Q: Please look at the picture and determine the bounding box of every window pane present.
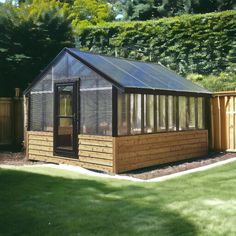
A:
[189,97,196,129]
[80,87,112,136]
[144,95,154,133]
[158,95,166,131]
[168,96,177,131]
[198,97,205,129]
[118,92,129,135]
[57,117,73,150]
[58,86,73,116]
[130,94,141,134]
[179,96,187,130]
[30,93,53,131]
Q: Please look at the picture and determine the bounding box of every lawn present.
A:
[0,162,236,236]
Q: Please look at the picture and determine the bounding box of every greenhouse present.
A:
[24,48,211,173]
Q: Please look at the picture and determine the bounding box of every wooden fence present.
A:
[0,97,23,147]
[211,91,236,152]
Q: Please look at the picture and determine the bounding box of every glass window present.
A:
[30,93,53,131]
[179,96,187,130]
[57,118,73,150]
[144,95,154,133]
[188,97,196,129]
[80,77,112,136]
[130,94,142,134]
[168,96,177,131]
[198,97,205,129]
[118,92,129,136]
[157,95,166,131]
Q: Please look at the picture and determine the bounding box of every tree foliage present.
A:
[113,0,236,21]
[69,0,114,31]
[0,1,74,96]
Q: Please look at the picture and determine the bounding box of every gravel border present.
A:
[121,152,236,180]
[0,151,235,180]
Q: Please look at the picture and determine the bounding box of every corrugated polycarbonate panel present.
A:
[69,49,150,89]
[68,48,210,94]
[80,88,112,136]
[31,69,52,92]
[30,93,53,131]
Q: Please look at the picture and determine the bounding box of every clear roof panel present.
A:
[68,48,210,94]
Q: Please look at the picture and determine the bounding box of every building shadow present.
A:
[0,168,197,236]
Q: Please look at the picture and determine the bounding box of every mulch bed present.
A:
[0,151,235,180]
[122,152,236,180]
[0,152,35,166]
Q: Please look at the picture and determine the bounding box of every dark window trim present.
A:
[186,96,190,129]
[124,88,211,97]
[154,95,157,133]
[195,97,198,129]
[27,95,31,131]
[165,95,169,131]
[176,96,179,131]
[112,86,118,137]
[141,94,144,133]
[127,94,131,135]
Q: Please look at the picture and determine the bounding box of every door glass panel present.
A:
[54,83,76,155]
[57,117,73,150]
[59,86,73,116]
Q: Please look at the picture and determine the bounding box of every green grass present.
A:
[0,162,236,236]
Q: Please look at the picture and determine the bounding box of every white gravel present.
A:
[1,157,236,182]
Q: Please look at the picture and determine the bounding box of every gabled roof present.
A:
[25,48,211,96]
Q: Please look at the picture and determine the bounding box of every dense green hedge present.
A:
[77,10,236,77]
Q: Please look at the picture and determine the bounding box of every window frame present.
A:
[115,91,207,137]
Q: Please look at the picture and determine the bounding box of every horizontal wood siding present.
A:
[78,135,113,169]
[27,131,113,173]
[114,130,208,173]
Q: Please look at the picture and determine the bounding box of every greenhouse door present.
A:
[54,82,78,158]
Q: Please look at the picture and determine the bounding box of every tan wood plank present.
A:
[28,135,53,142]
[29,150,53,157]
[79,156,112,166]
[79,144,112,154]
[28,155,112,172]
[29,144,53,152]
[79,150,113,160]
[118,145,208,161]
[118,151,207,172]
[118,137,207,153]
[116,132,208,146]
[28,131,53,136]
[79,135,112,141]
[79,139,112,147]
[28,139,53,146]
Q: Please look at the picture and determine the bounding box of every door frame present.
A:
[53,81,79,158]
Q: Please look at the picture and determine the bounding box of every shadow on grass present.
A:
[0,168,197,236]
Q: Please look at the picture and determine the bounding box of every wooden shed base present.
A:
[27,132,113,173]
[27,130,208,174]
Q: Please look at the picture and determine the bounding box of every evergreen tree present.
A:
[0,1,74,96]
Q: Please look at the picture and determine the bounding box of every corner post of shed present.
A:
[112,86,118,173]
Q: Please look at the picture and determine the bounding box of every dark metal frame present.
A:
[26,48,211,142]
[53,81,78,158]
[112,86,118,137]
[27,95,31,131]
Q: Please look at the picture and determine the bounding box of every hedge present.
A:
[77,10,236,77]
